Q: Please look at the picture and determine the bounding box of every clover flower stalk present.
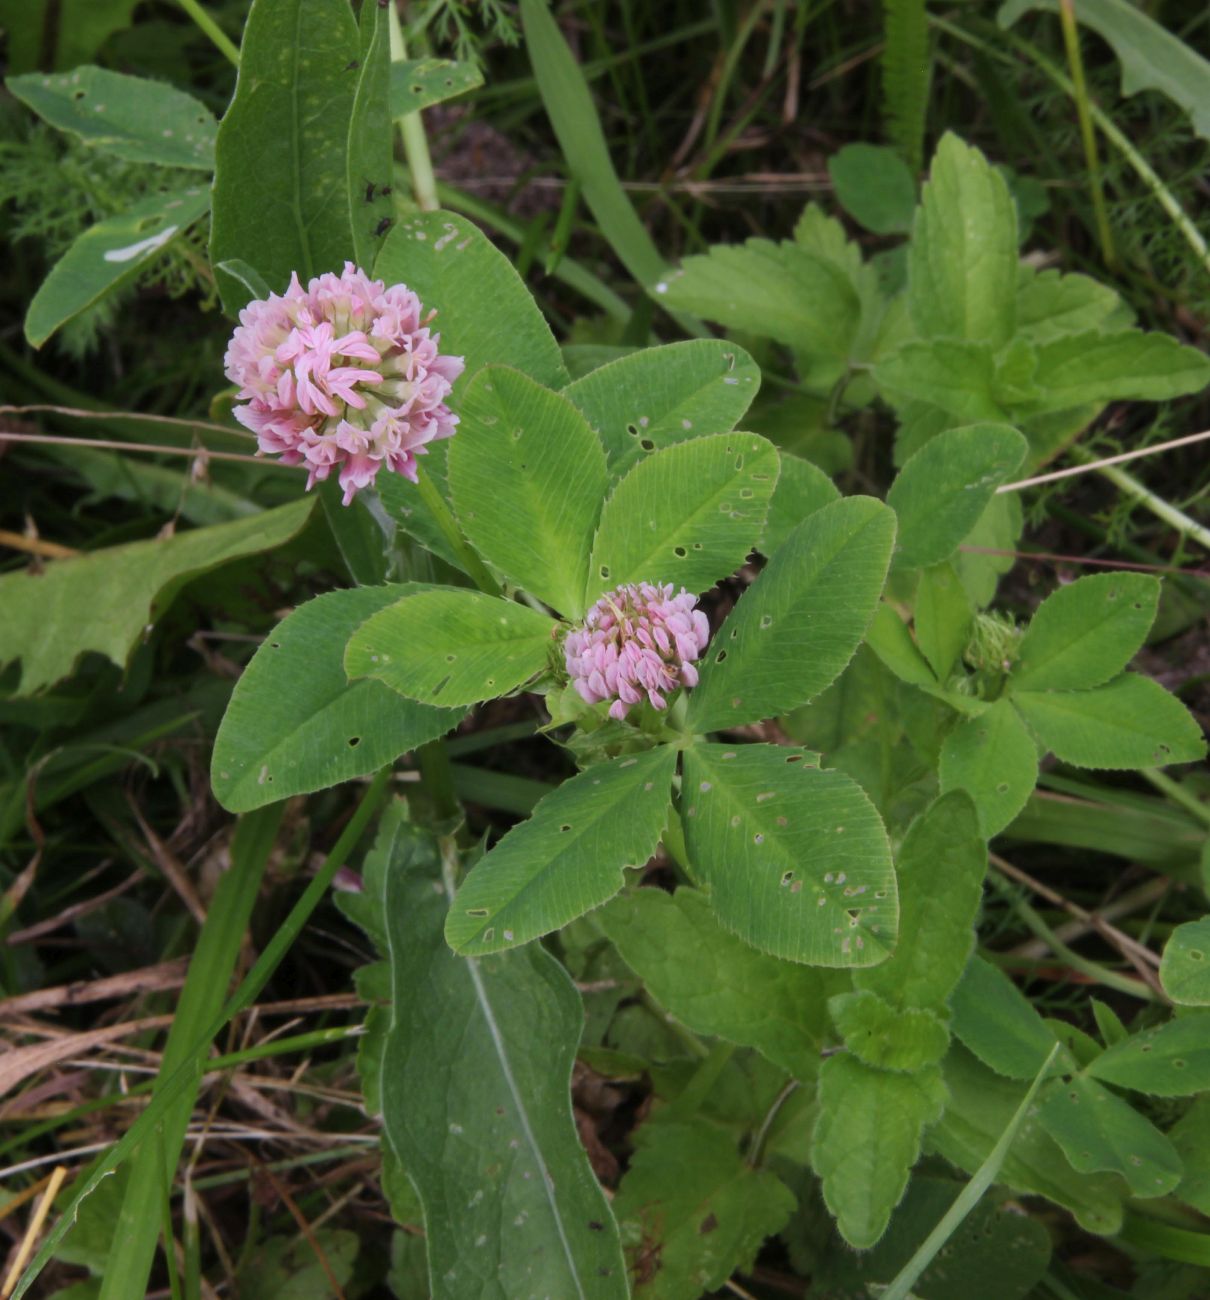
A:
[224,262,464,504]
[565,582,711,721]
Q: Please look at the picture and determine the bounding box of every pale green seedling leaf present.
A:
[1021,330,1210,412]
[212,587,463,812]
[210,0,361,312]
[587,433,779,603]
[999,0,1210,143]
[927,1046,1125,1236]
[0,499,313,696]
[915,562,973,681]
[446,747,676,955]
[1012,673,1206,770]
[25,187,209,348]
[950,956,1060,1080]
[886,423,1026,571]
[829,989,950,1071]
[687,496,896,732]
[448,366,606,615]
[940,698,1040,837]
[875,341,1005,422]
[7,66,217,168]
[597,887,830,1081]
[381,830,628,1297]
[1089,1013,1210,1096]
[563,340,760,477]
[1015,265,1129,344]
[375,211,567,390]
[346,0,392,271]
[760,453,839,557]
[1036,1075,1182,1198]
[856,791,986,1009]
[681,744,897,967]
[613,1118,795,1299]
[1160,919,1210,1006]
[345,587,557,707]
[1011,572,1160,691]
[811,1054,948,1249]
[388,57,483,117]
[828,143,917,234]
[909,133,1018,348]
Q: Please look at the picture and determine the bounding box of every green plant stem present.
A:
[417,738,460,822]
[1084,456,1210,552]
[175,0,240,66]
[412,461,501,595]
[1056,0,1116,269]
[388,6,439,211]
[1140,769,1210,827]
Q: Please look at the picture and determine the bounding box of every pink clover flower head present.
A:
[224,262,465,504]
[564,582,710,722]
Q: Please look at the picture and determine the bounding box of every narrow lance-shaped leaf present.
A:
[212,587,463,813]
[345,587,557,708]
[448,366,607,616]
[1020,330,1210,411]
[687,496,896,732]
[914,561,973,681]
[587,433,779,605]
[949,956,1066,1081]
[25,187,209,349]
[563,340,760,477]
[380,829,628,1298]
[681,744,897,967]
[1088,1013,1210,1096]
[446,746,677,955]
[346,0,393,270]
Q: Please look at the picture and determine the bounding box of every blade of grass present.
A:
[12,767,392,1300]
[95,803,284,1300]
[882,1043,1061,1300]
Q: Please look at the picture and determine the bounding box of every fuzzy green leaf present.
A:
[613,1118,795,1299]
[587,433,779,603]
[939,698,1039,837]
[1011,572,1160,692]
[7,66,217,168]
[1014,266,1130,344]
[875,341,1005,422]
[687,496,896,732]
[1022,330,1210,412]
[886,423,1026,571]
[1012,673,1206,770]
[908,133,1018,348]
[380,830,628,1297]
[1036,1075,1182,1198]
[829,989,950,1072]
[448,366,607,616]
[212,587,462,812]
[1088,1013,1210,1096]
[949,956,1059,1080]
[563,341,760,477]
[345,587,557,707]
[0,499,313,696]
[855,791,986,1009]
[446,747,676,955]
[1160,919,1210,1007]
[210,0,361,311]
[597,887,830,1081]
[811,1054,948,1249]
[681,744,897,967]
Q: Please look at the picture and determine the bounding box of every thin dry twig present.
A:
[0,1165,66,1299]
[997,428,1210,494]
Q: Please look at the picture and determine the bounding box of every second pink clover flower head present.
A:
[223,262,464,505]
[564,582,710,721]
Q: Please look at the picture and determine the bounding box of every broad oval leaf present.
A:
[1089,1013,1210,1096]
[1011,572,1160,692]
[25,187,210,348]
[597,887,831,1081]
[1036,1075,1182,1198]
[1160,918,1210,1007]
[1012,673,1206,770]
[7,66,217,169]
[587,433,779,604]
[210,0,361,312]
[828,143,917,235]
[445,746,676,955]
[686,495,896,732]
[681,743,897,967]
[562,340,760,476]
[811,1054,947,1249]
[381,830,628,1298]
[761,453,840,558]
[886,423,1026,571]
[448,366,607,615]
[212,586,463,812]
[939,698,1040,837]
[345,587,557,707]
